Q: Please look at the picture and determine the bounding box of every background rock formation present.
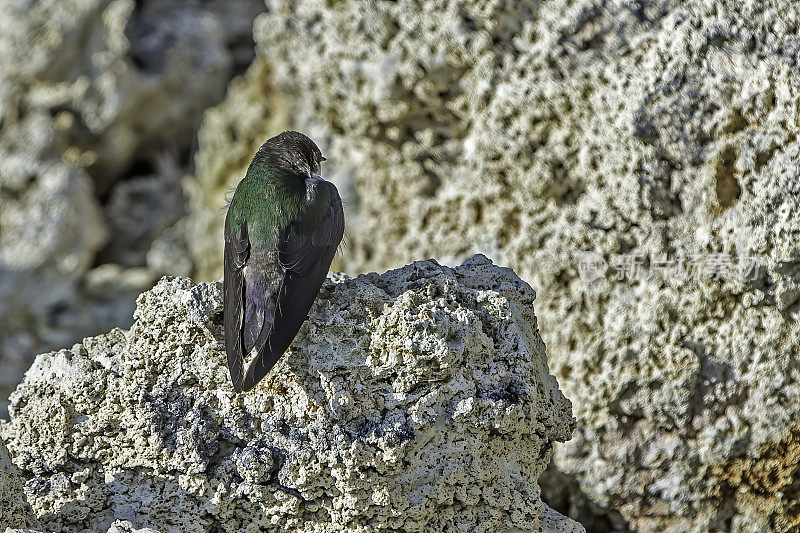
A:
[4,0,800,530]
[1,256,582,532]
[181,0,800,530]
[0,0,265,416]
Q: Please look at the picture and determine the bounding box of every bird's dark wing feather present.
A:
[223,210,250,392]
[239,181,344,391]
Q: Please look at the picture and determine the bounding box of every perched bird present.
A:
[223,131,344,392]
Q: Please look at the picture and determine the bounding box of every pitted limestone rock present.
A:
[0,0,265,417]
[1,438,38,530]
[180,1,800,529]
[1,255,582,532]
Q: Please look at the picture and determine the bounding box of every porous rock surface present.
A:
[0,0,264,416]
[181,1,800,530]
[0,255,582,532]
[1,438,39,530]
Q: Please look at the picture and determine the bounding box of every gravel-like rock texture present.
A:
[181,0,800,529]
[0,0,265,416]
[1,438,39,530]
[1,255,582,532]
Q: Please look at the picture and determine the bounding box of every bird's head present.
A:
[257,130,326,181]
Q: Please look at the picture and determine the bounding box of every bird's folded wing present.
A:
[239,182,345,391]
[223,214,250,392]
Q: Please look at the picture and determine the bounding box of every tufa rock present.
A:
[180,0,800,528]
[1,437,39,530]
[0,0,265,417]
[1,255,582,532]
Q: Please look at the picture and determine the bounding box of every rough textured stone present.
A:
[0,0,265,417]
[1,255,582,532]
[102,160,185,268]
[0,0,261,189]
[1,438,39,530]
[0,159,108,417]
[180,0,800,529]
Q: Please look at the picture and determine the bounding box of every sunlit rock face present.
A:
[181,1,800,529]
[1,256,582,532]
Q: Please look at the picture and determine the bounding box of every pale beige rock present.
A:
[1,255,582,532]
[180,0,800,529]
[0,0,265,417]
[1,438,38,530]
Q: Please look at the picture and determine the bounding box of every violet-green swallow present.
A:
[224,131,344,392]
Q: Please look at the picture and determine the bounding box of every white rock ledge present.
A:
[1,255,582,532]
